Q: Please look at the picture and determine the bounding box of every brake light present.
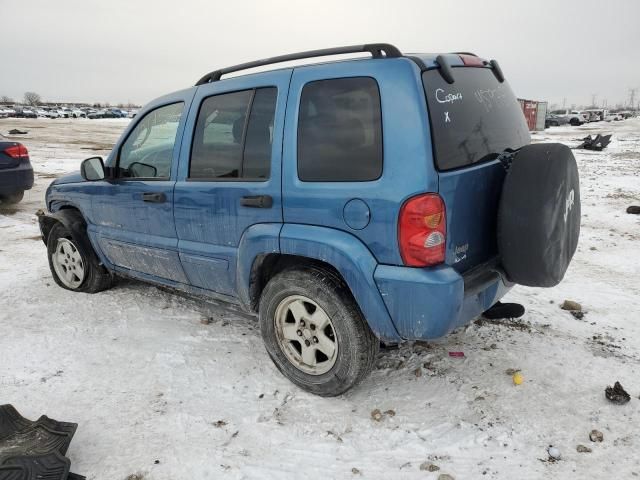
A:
[459,54,485,67]
[3,144,29,159]
[398,193,446,267]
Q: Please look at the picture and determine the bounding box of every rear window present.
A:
[422,68,530,171]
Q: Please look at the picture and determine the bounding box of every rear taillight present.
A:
[398,193,446,267]
[4,144,29,160]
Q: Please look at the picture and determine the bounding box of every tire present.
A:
[0,191,24,204]
[498,143,580,287]
[570,118,580,126]
[259,267,379,397]
[47,222,113,293]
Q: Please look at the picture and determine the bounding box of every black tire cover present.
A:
[498,143,580,287]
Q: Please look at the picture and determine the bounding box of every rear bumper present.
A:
[374,260,511,340]
[0,164,34,194]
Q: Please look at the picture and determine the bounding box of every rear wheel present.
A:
[259,267,378,396]
[0,191,24,204]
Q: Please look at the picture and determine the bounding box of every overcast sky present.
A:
[1,0,638,108]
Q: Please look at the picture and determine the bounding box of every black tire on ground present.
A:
[570,118,580,126]
[259,267,379,397]
[0,191,24,204]
[47,222,113,293]
[498,143,580,287]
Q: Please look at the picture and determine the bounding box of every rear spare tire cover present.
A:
[498,143,580,287]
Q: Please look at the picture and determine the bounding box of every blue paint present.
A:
[42,52,517,343]
[343,198,371,230]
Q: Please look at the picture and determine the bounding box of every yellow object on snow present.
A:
[513,372,524,385]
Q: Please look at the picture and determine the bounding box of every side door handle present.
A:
[142,192,166,203]
[240,195,273,208]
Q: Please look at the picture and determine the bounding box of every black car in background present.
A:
[0,142,34,204]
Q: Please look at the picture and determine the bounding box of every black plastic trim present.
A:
[195,43,402,85]
[489,59,505,83]
[435,55,455,84]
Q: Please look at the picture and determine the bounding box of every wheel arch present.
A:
[239,224,402,342]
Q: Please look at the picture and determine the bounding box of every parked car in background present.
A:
[0,106,16,118]
[71,108,86,118]
[545,114,570,127]
[548,109,588,126]
[584,109,606,122]
[87,110,105,119]
[0,141,34,204]
[14,107,37,118]
[39,44,581,396]
[36,109,49,118]
[605,112,623,121]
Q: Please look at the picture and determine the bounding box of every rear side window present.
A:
[423,68,530,171]
[190,87,277,180]
[298,77,382,182]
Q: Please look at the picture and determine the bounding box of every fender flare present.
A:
[37,208,104,271]
[278,224,401,342]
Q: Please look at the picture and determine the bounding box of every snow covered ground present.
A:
[1,117,639,480]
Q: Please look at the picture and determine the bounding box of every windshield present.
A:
[422,68,530,171]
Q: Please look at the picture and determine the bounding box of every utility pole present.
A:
[629,88,637,109]
[591,93,597,107]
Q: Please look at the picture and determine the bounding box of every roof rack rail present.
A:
[195,43,402,86]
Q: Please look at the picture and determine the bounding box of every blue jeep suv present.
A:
[39,44,580,396]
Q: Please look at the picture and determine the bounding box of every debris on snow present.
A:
[570,310,585,320]
[420,462,440,472]
[448,351,465,358]
[576,444,592,453]
[437,474,455,480]
[481,301,525,319]
[627,206,640,214]
[590,430,604,442]
[547,446,562,461]
[351,467,362,475]
[512,372,524,385]
[605,381,631,404]
[575,134,612,151]
[560,300,582,311]
[371,409,383,421]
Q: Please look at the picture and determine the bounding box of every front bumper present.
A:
[374,260,511,340]
[0,164,34,194]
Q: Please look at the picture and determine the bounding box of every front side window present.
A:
[190,87,277,180]
[297,77,383,182]
[118,102,184,179]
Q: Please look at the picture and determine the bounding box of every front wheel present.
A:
[259,267,379,396]
[570,118,580,126]
[47,222,112,293]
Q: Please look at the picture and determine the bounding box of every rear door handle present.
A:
[142,192,166,203]
[240,195,273,208]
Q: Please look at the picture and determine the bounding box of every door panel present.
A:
[90,93,194,282]
[174,70,291,296]
[281,60,436,266]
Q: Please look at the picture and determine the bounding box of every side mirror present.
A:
[80,156,105,181]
